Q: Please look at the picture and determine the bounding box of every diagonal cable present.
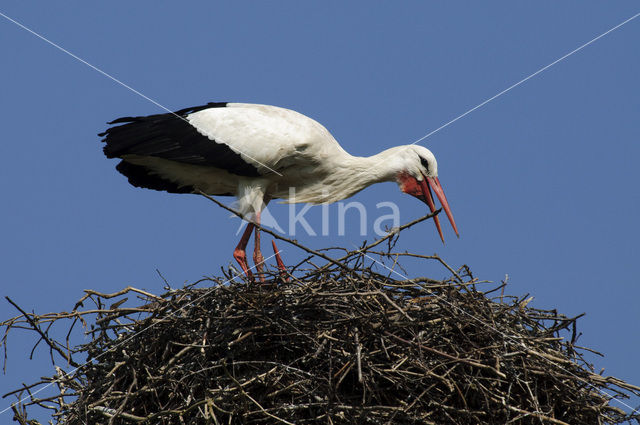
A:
[0,11,283,177]
[409,11,640,146]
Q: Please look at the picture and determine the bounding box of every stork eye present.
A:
[420,157,430,173]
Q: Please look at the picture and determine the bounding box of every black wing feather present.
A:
[115,161,194,194]
[101,102,261,178]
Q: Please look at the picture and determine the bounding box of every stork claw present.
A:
[271,240,289,282]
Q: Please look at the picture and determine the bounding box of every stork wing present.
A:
[102,102,339,178]
[101,102,263,177]
[186,103,341,175]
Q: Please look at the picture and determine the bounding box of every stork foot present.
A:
[233,248,253,280]
[272,240,290,282]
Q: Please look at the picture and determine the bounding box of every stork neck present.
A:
[338,151,399,182]
[316,148,403,201]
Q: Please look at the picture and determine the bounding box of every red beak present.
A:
[418,175,459,243]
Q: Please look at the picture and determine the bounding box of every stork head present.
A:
[395,146,459,243]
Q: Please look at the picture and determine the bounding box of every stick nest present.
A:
[3,229,640,424]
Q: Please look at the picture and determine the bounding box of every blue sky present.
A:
[1,2,639,419]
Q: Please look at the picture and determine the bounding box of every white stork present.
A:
[101,102,459,279]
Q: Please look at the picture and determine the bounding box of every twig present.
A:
[5,297,78,367]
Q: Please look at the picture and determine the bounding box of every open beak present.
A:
[418,175,459,243]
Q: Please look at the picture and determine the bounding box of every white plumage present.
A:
[102,102,458,280]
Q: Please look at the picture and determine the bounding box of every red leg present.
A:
[233,222,255,279]
[253,211,266,283]
[271,240,289,282]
